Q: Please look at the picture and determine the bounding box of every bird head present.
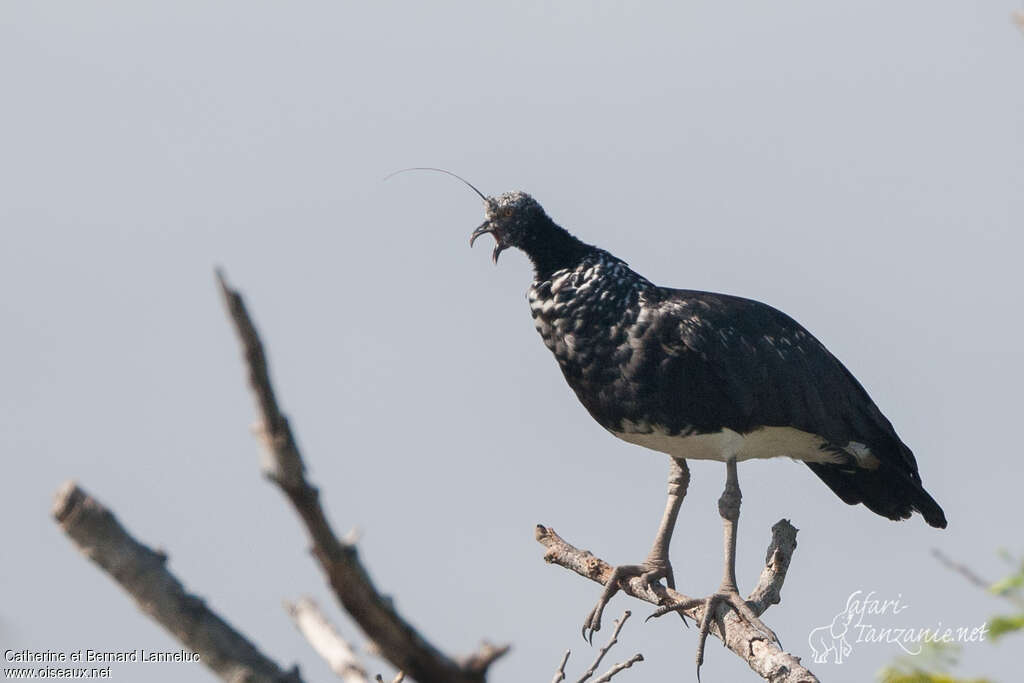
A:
[384,167,579,273]
[470,191,547,264]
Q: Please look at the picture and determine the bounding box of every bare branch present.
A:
[577,611,631,683]
[933,548,1024,609]
[550,611,641,683]
[592,653,643,683]
[551,650,571,683]
[747,520,801,614]
[285,597,369,682]
[53,481,301,683]
[932,548,991,593]
[217,270,507,683]
[457,643,512,674]
[536,521,818,683]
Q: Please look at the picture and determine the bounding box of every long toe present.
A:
[581,562,672,643]
[651,589,779,680]
[694,595,717,678]
[645,594,704,622]
[581,580,619,643]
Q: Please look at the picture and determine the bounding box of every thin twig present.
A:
[536,521,818,683]
[592,653,643,683]
[932,548,991,592]
[551,650,571,683]
[577,611,631,683]
[933,548,1024,609]
[53,481,301,683]
[285,597,369,682]
[217,270,507,683]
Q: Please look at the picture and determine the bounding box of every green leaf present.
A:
[879,669,992,683]
[878,642,993,683]
[987,614,1024,640]
[988,572,1024,597]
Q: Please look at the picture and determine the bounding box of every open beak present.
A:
[470,221,507,264]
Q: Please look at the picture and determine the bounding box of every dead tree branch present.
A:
[591,654,643,683]
[933,548,1024,610]
[577,611,637,683]
[931,548,992,594]
[536,521,818,683]
[548,611,643,683]
[217,270,507,683]
[285,597,369,682]
[53,481,301,683]
[551,650,571,683]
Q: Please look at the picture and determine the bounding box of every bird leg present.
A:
[581,457,689,643]
[650,457,780,676]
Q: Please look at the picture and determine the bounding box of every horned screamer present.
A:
[406,170,946,670]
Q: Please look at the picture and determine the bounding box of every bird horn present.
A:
[384,167,488,202]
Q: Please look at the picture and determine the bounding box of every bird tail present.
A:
[806,460,947,529]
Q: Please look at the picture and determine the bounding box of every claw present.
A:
[581,570,623,642]
[580,561,674,644]
[582,608,600,644]
[690,588,780,679]
[582,611,594,643]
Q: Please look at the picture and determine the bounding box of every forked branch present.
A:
[550,610,643,683]
[536,521,818,683]
[217,270,507,683]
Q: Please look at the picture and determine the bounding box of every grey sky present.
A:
[2,2,1022,681]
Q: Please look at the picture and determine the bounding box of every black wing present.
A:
[633,288,946,528]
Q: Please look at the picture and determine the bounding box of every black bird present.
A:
[454,177,946,662]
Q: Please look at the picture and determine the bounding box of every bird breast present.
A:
[528,259,644,373]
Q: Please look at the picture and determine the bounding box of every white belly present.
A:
[612,425,876,467]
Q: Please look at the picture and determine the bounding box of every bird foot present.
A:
[648,585,779,679]
[581,558,674,644]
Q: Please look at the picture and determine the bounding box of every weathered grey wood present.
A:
[536,521,819,683]
[217,270,507,683]
[53,481,301,683]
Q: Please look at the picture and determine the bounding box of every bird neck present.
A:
[520,218,592,280]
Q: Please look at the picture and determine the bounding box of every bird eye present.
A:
[503,208,513,217]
